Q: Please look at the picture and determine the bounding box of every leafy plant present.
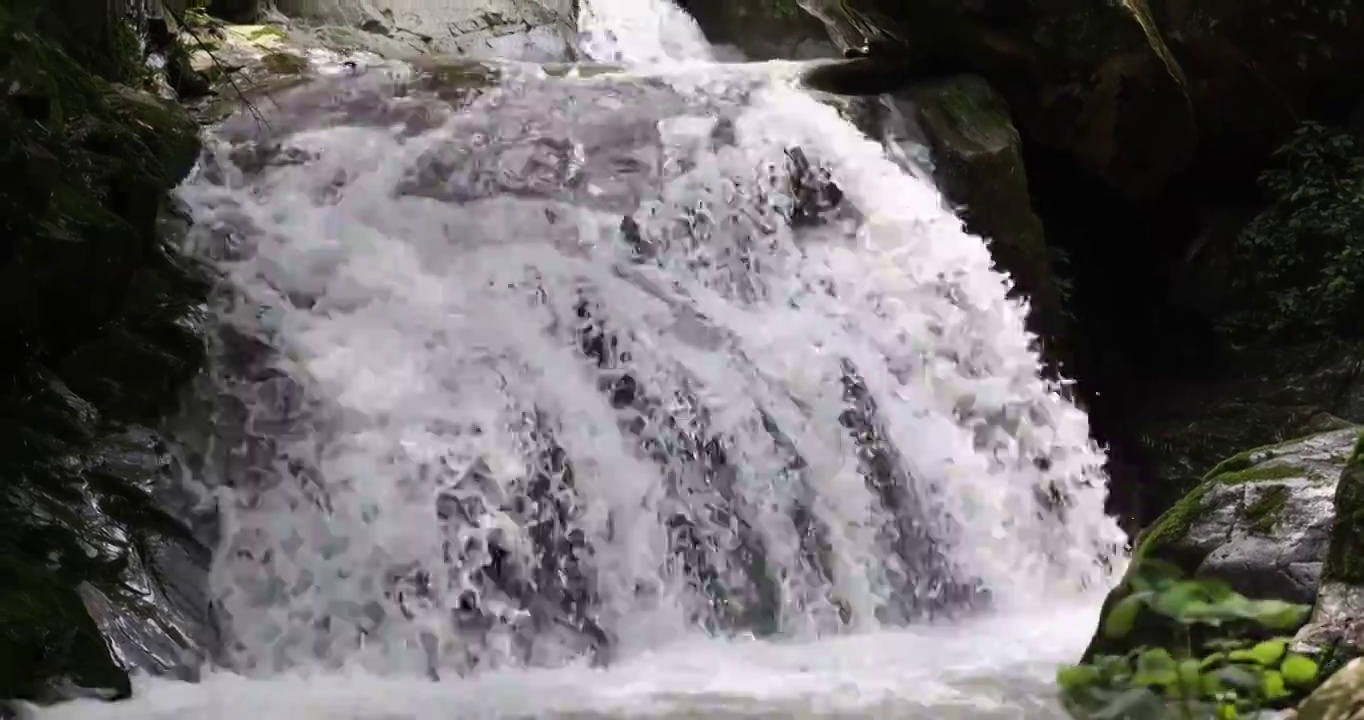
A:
[1058,561,1320,719]
[1222,122,1364,343]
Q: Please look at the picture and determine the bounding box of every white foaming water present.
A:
[33,600,1105,718]
[577,0,713,66]
[30,1,1127,718]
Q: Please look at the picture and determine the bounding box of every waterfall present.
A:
[30,0,1126,717]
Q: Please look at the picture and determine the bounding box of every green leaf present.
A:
[1245,599,1309,630]
[1094,687,1164,720]
[1199,651,1229,669]
[1096,654,1134,680]
[1261,669,1289,699]
[1228,639,1286,667]
[1175,599,1225,625]
[1057,664,1100,690]
[1130,558,1186,590]
[1151,581,1204,620]
[1103,592,1149,639]
[1201,670,1225,697]
[1202,638,1246,652]
[1133,648,1179,687]
[1177,658,1202,688]
[1212,664,1261,692]
[1280,654,1319,686]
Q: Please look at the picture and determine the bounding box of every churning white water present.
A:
[30,0,1128,717]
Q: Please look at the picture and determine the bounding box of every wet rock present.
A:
[680,0,839,60]
[272,0,578,61]
[0,561,130,703]
[0,2,212,703]
[1150,429,1355,596]
[1082,427,1359,660]
[1297,431,1364,667]
[261,51,308,75]
[816,0,1198,200]
[896,74,1064,352]
[799,56,919,97]
[1295,657,1364,720]
[1295,582,1364,675]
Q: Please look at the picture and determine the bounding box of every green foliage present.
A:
[182,6,215,29]
[1223,122,1364,342]
[1059,561,1319,719]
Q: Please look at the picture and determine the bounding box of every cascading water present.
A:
[29,0,1128,717]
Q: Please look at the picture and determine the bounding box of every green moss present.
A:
[1350,429,1364,464]
[1243,485,1291,534]
[1201,429,1338,482]
[1214,464,1302,485]
[1137,446,1307,558]
[1323,432,1364,585]
[1202,448,1260,479]
[1134,481,1212,562]
[261,51,307,75]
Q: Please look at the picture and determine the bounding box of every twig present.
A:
[159,2,274,134]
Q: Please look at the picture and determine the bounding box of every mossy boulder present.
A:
[898,74,1065,350]
[829,0,1197,200]
[0,2,211,705]
[1083,428,1360,661]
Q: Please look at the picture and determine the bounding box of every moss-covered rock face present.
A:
[899,74,1065,350]
[0,2,210,705]
[1294,432,1364,666]
[1083,427,1359,660]
[831,0,1197,200]
[1141,429,1355,595]
[1324,432,1364,588]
